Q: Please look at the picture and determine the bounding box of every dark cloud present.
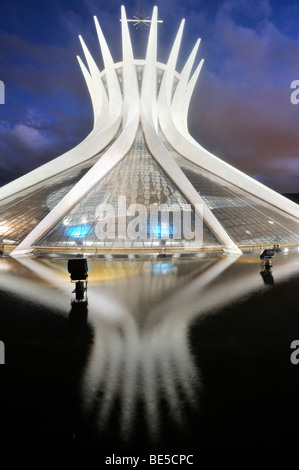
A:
[0,109,92,185]
[0,24,93,185]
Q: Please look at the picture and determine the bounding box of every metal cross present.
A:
[120,6,163,30]
[120,6,163,56]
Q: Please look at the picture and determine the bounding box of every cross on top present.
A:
[120,6,163,30]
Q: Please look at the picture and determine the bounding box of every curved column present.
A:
[77,55,99,123]
[142,9,241,254]
[165,113,299,219]
[141,6,158,131]
[164,19,185,107]
[11,9,140,256]
[171,38,201,126]
[121,5,139,125]
[79,35,109,129]
[11,109,139,256]
[177,59,204,140]
[159,40,299,220]
[0,20,124,204]
[94,16,123,126]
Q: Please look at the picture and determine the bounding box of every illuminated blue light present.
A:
[149,222,173,238]
[152,262,173,274]
[64,224,92,238]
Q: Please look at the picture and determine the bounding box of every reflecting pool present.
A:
[0,247,299,450]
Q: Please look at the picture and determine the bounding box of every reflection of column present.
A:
[82,314,140,437]
[9,251,299,443]
[0,257,70,314]
[144,255,238,329]
[81,254,239,440]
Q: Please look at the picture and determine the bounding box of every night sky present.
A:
[0,0,299,193]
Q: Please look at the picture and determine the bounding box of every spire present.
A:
[121,5,139,124]
[141,6,158,130]
[78,35,108,128]
[163,19,185,106]
[171,38,201,121]
[94,16,122,111]
[176,59,204,138]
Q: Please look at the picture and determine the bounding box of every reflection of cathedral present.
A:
[0,6,299,256]
[80,257,215,438]
[0,253,234,439]
[1,247,299,443]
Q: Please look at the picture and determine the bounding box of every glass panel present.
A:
[0,141,113,246]
[163,138,299,246]
[36,127,220,249]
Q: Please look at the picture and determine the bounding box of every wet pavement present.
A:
[0,247,299,451]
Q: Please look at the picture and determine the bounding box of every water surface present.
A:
[0,248,298,451]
